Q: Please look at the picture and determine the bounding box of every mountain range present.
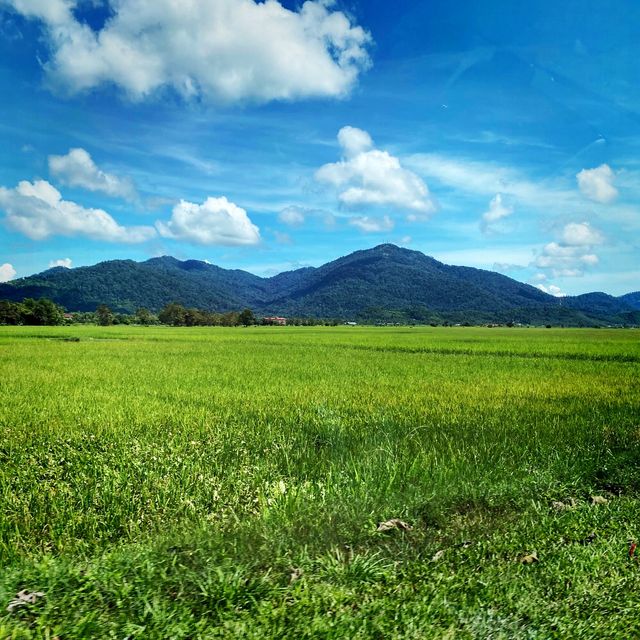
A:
[1,244,638,325]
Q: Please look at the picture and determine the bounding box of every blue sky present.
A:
[0,0,638,296]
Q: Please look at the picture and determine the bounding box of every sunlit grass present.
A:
[0,326,639,638]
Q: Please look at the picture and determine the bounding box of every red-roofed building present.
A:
[263,316,287,326]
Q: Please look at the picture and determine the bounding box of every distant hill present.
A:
[1,244,638,326]
[263,244,550,319]
[619,291,640,310]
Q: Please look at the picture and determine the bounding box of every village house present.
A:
[263,316,287,326]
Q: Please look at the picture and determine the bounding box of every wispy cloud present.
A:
[278,206,305,227]
[432,245,536,268]
[407,153,640,235]
[407,153,575,210]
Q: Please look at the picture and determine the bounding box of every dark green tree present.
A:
[96,304,114,326]
[220,311,240,327]
[0,300,23,325]
[159,302,187,326]
[184,308,205,326]
[21,298,65,325]
[238,308,255,326]
[135,307,153,325]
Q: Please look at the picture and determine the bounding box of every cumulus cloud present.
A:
[278,206,305,227]
[0,262,17,282]
[534,222,604,277]
[49,148,137,200]
[480,193,513,233]
[316,126,436,215]
[577,164,618,203]
[156,196,260,246]
[348,215,394,233]
[338,125,373,157]
[0,180,155,242]
[560,221,604,246]
[6,0,371,103]
[49,257,72,268]
[535,283,565,297]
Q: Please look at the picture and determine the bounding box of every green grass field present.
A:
[1,325,639,638]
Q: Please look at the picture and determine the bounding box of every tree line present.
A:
[0,298,337,327]
[0,298,66,326]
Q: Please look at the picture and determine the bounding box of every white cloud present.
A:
[7,0,371,103]
[482,194,512,224]
[348,215,394,233]
[408,154,528,197]
[156,196,260,246]
[338,125,373,157]
[5,0,72,24]
[278,205,337,228]
[560,221,604,246]
[316,126,437,214]
[405,155,639,235]
[480,193,513,233]
[0,263,17,282]
[529,272,548,283]
[538,242,581,259]
[49,148,137,200]
[49,258,72,268]
[533,222,604,277]
[278,206,305,227]
[577,164,618,203]
[0,180,156,242]
[535,283,565,297]
[580,253,599,266]
[406,153,578,212]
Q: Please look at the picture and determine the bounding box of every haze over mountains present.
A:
[1,245,638,326]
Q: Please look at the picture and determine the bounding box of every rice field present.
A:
[1,325,639,638]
